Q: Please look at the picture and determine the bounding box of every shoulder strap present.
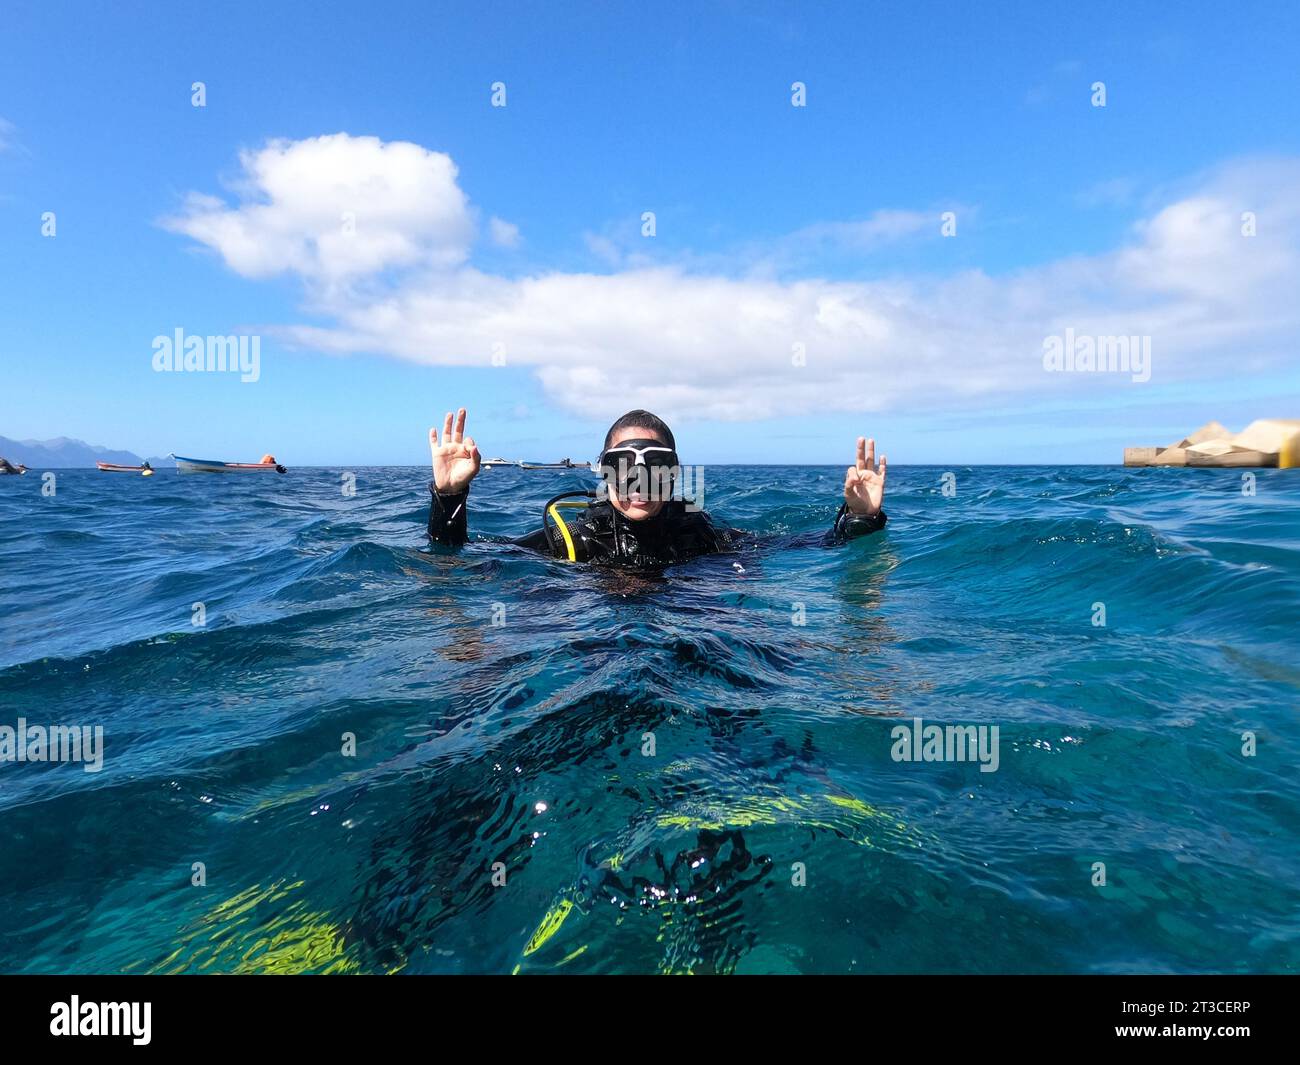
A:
[542,491,597,562]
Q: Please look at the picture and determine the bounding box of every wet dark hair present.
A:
[602,410,676,453]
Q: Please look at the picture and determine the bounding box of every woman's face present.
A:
[606,426,669,521]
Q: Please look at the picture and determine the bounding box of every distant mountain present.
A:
[0,435,176,468]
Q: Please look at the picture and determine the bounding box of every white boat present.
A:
[171,454,286,474]
[96,461,153,474]
[519,459,592,470]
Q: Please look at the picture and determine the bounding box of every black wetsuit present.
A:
[427,483,886,566]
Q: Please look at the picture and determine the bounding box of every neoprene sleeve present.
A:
[830,503,887,543]
[428,483,469,546]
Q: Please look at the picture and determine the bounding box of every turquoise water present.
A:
[0,465,1297,974]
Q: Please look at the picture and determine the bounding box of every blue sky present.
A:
[2,0,1299,464]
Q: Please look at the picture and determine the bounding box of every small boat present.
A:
[171,454,287,474]
[519,458,591,470]
[97,462,153,475]
[482,457,592,471]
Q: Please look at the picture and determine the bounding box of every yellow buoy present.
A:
[1279,432,1300,469]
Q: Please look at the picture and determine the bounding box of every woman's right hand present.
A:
[430,408,481,493]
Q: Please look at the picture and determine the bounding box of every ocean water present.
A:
[0,464,1297,975]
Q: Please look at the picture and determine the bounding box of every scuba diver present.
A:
[0,457,28,475]
[427,408,887,564]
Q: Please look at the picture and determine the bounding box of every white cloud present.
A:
[785,210,933,250]
[583,231,624,266]
[167,137,1300,422]
[1026,59,1089,107]
[161,133,473,283]
[488,216,521,248]
[1076,176,1140,208]
[0,117,24,156]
